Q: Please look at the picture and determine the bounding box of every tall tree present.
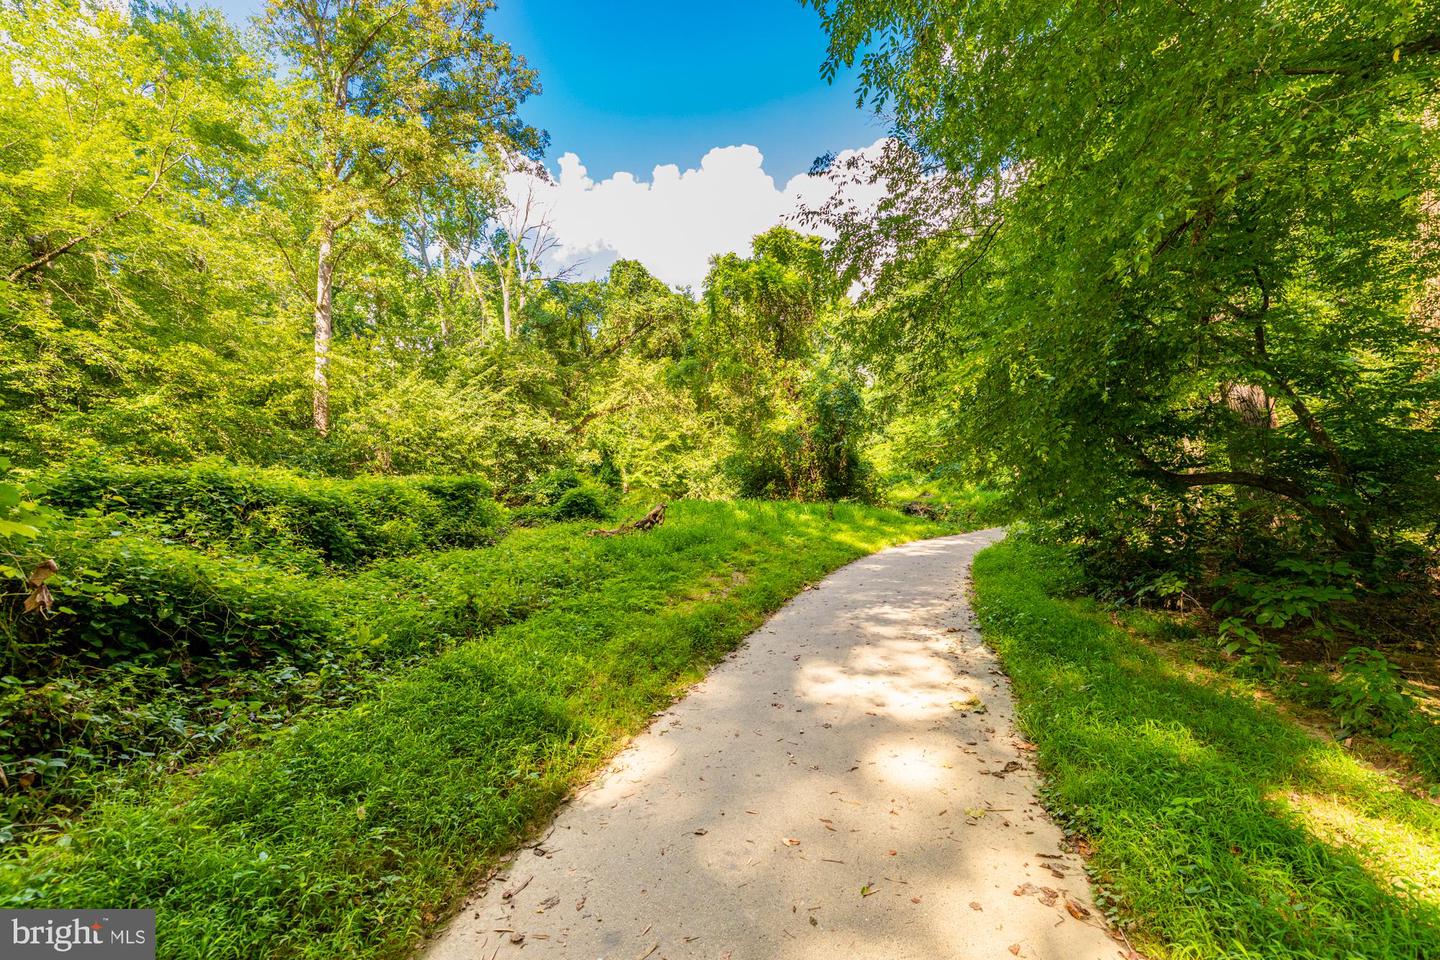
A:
[805,0,1440,559]
[263,0,542,434]
[0,0,299,465]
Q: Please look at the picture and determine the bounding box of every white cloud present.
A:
[505,140,890,291]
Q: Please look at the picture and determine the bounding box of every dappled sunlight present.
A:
[975,540,1440,958]
[429,531,1118,960]
[1277,789,1440,906]
[862,742,959,790]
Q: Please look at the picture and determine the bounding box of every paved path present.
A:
[426,530,1121,960]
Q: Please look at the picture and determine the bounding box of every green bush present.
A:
[519,467,582,507]
[1331,648,1417,739]
[40,461,506,569]
[9,530,337,678]
[551,486,607,521]
[509,470,612,525]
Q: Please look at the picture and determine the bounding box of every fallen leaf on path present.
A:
[968,901,982,911]
[537,895,559,911]
[501,876,532,900]
[1008,945,1021,956]
[1065,899,1092,921]
[860,884,877,897]
[783,838,801,846]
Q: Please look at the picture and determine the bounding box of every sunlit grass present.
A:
[971,539,1440,959]
[0,499,939,959]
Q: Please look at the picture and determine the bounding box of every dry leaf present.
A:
[1064,899,1092,921]
[782,837,801,846]
[1008,945,1021,956]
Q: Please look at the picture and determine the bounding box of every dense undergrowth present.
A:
[0,460,940,959]
[884,473,1013,530]
[972,538,1440,960]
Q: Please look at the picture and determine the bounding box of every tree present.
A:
[805,0,1440,564]
[262,0,542,434]
[0,0,306,465]
[699,228,871,500]
[483,181,576,340]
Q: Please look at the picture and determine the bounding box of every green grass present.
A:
[0,500,937,959]
[885,475,1012,529]
[971,539,1440,959]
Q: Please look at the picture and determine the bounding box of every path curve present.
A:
[426,530,1120,960]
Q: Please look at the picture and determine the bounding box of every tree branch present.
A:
[7,145,185,284]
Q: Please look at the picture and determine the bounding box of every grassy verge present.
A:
[971,539,1440,960]
[1,500,937,959]
[884,475,1012,529]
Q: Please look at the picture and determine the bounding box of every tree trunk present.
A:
[499,270,513,340]
[313,223,335,436]
[437,246,450,343]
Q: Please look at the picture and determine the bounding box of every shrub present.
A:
[40,461,506,568]
[509,470,613,525]
[8,529,337,679]
[1330,648,1416,739]
[520,468,582,507]
[551,487,607,522]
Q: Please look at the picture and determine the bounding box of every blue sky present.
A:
[213,0,883,182]
[485,0,882,181]
[211,0,890,289]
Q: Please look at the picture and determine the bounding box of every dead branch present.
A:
[587,503,666,537]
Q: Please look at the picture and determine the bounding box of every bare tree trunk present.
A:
[499,270,513,339]
[313,223,335,436]
[437,246,450,343]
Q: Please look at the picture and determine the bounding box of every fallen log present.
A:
[588,502,666,537]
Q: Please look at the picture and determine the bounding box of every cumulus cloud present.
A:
[505,140,889,291]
